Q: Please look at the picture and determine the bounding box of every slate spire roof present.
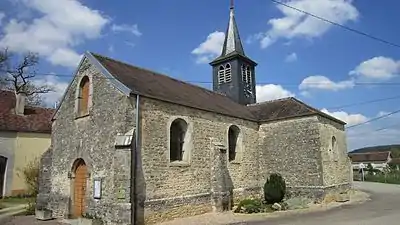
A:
[220,1,245,57]
[210,0,257,65]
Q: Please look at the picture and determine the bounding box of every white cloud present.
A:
[0,12,5,25]
[192,31,225,64]
[253,0,359,48]
[33,74,69,107]
[124,41,136,48]
[256,84,295,102]
[285,52,297,62]
[299,75,354,92]
[321,108,368,126]
[349,56,400,80]
[111,24,142,36]
[0,0,109,68]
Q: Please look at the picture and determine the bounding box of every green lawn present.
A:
[0,197,33,207]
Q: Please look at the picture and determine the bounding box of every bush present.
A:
[17,157,40,197]
[263,173,286,204]
[17,157,40,213]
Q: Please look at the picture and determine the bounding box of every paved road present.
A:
[233,182,400,225]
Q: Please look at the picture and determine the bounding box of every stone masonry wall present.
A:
[42,58,135,225]
[139,97,259,223]
[317,116,352,189]
[258,116,324,197]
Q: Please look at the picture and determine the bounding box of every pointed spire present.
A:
[220,0,245,57]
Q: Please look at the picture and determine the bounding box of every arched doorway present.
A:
[0,156,7,198]
[72,159,87,217]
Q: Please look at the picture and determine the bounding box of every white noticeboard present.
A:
[359,163,365,169]
[93,179,102,199]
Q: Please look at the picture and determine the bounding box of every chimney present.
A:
[15,92,27,115]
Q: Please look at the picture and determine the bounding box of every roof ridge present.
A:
[90,52,244,103]
[247,97,293,106]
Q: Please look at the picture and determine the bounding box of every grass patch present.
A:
[0,197,34,205]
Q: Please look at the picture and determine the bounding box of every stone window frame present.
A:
[167,116,193,167]
[226,124,243,164]
[74,74,93,119]
[331,135,339,161]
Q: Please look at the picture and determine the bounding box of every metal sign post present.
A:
[359,163,365,181]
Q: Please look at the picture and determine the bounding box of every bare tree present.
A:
[0,48,53,106]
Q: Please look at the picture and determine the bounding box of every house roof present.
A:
[90,52,346,125]
[348,151,391,163]
[0,90,55,133]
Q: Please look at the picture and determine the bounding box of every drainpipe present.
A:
[131,94,141,225]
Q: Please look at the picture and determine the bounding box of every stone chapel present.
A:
[37,2,352,225]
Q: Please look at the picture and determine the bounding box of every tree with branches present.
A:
[0,48,53,106]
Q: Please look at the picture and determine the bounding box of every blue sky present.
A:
[1,0,400,151]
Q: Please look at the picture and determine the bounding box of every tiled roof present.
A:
[247,97,345,124]
[90,53,346,124]
[0,90,55,133]
[348,152,391,163]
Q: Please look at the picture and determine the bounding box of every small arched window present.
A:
[225,63,232,83]
[170,118,188,162]
[228,125,240,162]
[332,136,337,152]
[78,76,90,116]
[218,66,225,84]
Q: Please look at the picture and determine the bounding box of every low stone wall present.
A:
[286,183,351,202]
[143,193,212,224]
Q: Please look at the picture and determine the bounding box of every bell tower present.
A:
[210,0,257,105]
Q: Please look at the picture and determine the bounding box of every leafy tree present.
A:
[0,47,53,106]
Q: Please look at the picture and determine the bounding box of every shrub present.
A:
[17,157,40,197]
[263,173,286,204]
[234,199,263,213]
[17,157,40,213]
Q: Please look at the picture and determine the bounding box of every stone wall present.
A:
[258,116,324,197]
[0,131,17,197]
[317,116,352,189]
[139,97,260,222]
[40,57,135,225]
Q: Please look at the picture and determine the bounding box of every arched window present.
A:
[332,136,337,152]
[78,76,90,116]
[228,125,240,162]
[170,119,188,162]
[218,65,225,84]
[225,63,232,83]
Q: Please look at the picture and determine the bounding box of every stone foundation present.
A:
[286,183,351,202]
[144,193,212,224]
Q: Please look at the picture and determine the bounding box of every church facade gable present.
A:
[37,57,137,223]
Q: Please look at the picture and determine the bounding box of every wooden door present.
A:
[0,156,7,198]
[73,160,87,217]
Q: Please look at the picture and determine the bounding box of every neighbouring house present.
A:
[0,90,54,197]
[37,3,352,225]
[348,151,392,171]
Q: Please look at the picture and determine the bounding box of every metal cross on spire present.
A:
[230,0,234,9]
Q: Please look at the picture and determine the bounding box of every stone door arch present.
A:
[0,156,7,198]
[72,158,88,217]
